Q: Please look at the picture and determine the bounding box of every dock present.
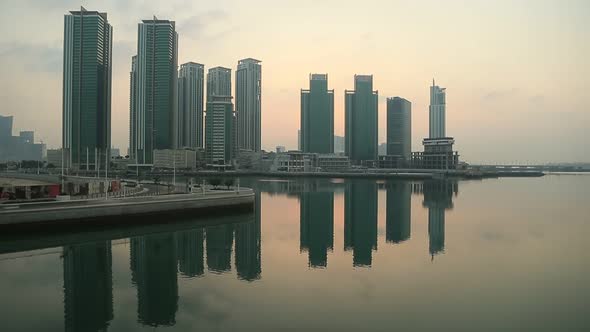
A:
[0,189,255,230]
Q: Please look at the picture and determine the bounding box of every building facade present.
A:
[131,18,178,164]
[207,66,231,100]
[62,8,112,170]
[236,58,262,152]
[205,96,234,164]
[178,62,204,149]
[386,97,411,160]
[429,80,446,139]
[345,75,378,163]
[301,74,334,154]
[153,149,196,169]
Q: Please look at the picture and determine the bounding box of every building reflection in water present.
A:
[344,180,378,267]
[177,229,205,278]
[234,192,262,280]
[130,233,178,327]
[386,181,412,244]
[63,241,113,332]
[206,223,234,273]
[300,182,334,268]
[416,180,459,258]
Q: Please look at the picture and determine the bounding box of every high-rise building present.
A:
[429,80,446,138]
[178,62,204,148]
[207,66,231,100]
[236,58,262,152]
[62,8,112,170]
[300,74,334,154]
[345,75,378,162]
[129,55,137,160]
[386,97,412,159]
[235,196,261,281]
[205,67,235,164]
[131,18,178,164]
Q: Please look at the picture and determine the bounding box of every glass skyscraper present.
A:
[236,58,262,152]
[130,18,178,164]
[205,67,235,164]
[386,97,412,159]
[345,75,378,162]
[429,80,446,138]
[178,62,204,149]
[300,74,334,153]
[62,8,112,170]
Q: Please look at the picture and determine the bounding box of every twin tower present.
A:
[301,75,445,164]
[62,9,261,170]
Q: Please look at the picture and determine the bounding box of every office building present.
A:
[0,115,13,138]
[301,74,334,153]
[62,8,112,170]
[429,80,446,139]
[345,75,378,163]
[300,189,334,268]
[205,67,235,164]
[0,115,45,162]
[386,97,411,160]
[236,58,262,152]
[178,62,205,148]
[130,18,178,164]
[153,149,196,169]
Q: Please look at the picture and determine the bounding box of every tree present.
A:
[207,177,221,189]
[224,178,235,190]
[46,163,56,169]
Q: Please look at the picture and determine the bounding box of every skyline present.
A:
[0,0,588,163]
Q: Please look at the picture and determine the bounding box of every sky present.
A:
[0,0,588,164]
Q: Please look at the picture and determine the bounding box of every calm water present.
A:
[0,175,589,331]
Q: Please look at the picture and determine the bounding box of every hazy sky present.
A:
[0,0,588,163]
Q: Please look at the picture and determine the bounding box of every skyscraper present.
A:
[62,8,112,170]
[131,18,178,164]
[0,115,13,138]
[386,181,411,244]
[178,62,205,148]
[386,97,412,159]
[429,80,446,138]
[344,180,378,267]
[300,190,334,268]
[345,75,378,162]
[300,74,334,153]
[129,55,137,160]
[205,67,235,164]
[236,58,262,152]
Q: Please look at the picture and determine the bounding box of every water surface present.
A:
[0,175,588,331]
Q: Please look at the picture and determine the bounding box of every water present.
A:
[0,175,589,331]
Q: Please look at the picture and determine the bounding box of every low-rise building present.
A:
[411,137,459,169]
[153,149,197,170]
[271,151,317,172]
[317,154,350,171]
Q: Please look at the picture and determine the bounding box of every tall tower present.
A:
[345,75,378,162]
[236,58,262,152]
[178,62,205,148]
[300,74,334,153]
[129,56,137,160]
[386,97,412,159]
[62,7,112,170]
[132,17,178,164]
[205,67,235,164]
[429,80,446,138]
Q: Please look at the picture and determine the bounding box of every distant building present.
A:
[130,18,178,165]
[276,146,286,153]
[301,74,334,153]
[378,142,387,156]
[316,154,350,171]
[0,115,13,138]
[386,97,411,160]
[207,66,231,100]
[0,117,44,162]
[236,58,262,152]
[345,75,378,163]
[153,149,196,169]
[62,8,112,170]
[237,149,264,170]
[178,62,205,149]
[271,151,317,172]
[110,148,120,158]
[47,149,63,167]
[429,80,446,139]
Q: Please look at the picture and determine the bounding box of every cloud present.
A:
[177,10,233,41]
[0,42,62,73]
